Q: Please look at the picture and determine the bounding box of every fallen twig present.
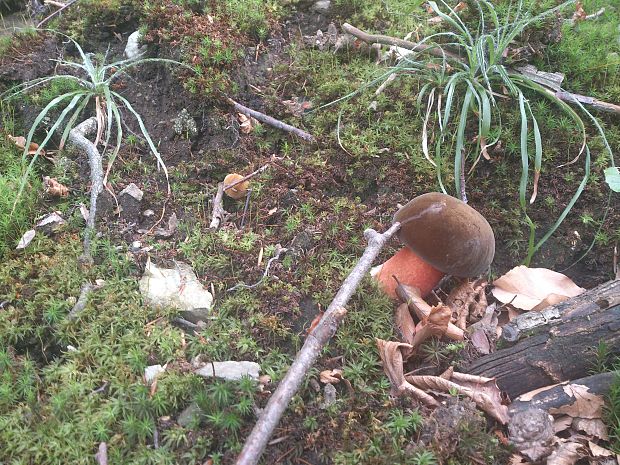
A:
[343,23,620,115]
[224,164,269,192]
[68,117,102,264]
[37,0,81,28]
[236,223,401,465]
[341,23,460,61]
[227,245,288,292]
[68,283,95,319]
[209,183,228,230]
[225,97,316,143]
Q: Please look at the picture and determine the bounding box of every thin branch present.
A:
[344,23,620,115]
[68,117,102,264]
[341,23,461,61]
[68,283,95,319]
[227,245,288,292]
[235,223,401,465]
[224,164,269,192]
[226,97,316,143]
[209,182,227,230]
[37,0,81,28]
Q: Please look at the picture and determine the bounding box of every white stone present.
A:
[125,30,147,60]
[194,361,260,381]
[312,0,331,12]
[119,183,144,201]
[144,364,166,385]
[139,259,213,313]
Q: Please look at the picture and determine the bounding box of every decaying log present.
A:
[466,280,620,399]
[509,372,616,416]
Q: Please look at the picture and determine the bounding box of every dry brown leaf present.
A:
[516,382,562,402]
[572,1,587,22]
[375,338,438,406]
[491,266,585,310]
[546,439,584,465]
[43,176,69,197]
[319,369,342,385]
[549,384,605,419]
[395,280,464,340]
[8,134,50,159]
[394,302,416,345]
[407,372,509,424]
[470,328,491,354]
[508,454,532,465]
[588,441,614,457]
[237,113,258,134]
[554,415,573,433]
[411,304,452,351]
[572,418,608,441]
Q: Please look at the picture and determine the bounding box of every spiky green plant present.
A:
[325,0,615,264]
[2,30,192,205]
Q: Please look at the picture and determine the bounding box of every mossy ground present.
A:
[0,0,618,463]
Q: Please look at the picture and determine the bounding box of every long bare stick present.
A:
[343,23,620,115]
[37,0,81,28]
[68,117,102,264]
[236,223,401,465]
[226,97,317,143]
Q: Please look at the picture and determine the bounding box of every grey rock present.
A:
[194,361,260,381]
[312,0,330,13]
[125,30,147,60]
[119,183,143,220]
[130,240,142,252]
[143,209,155,218]
[177,402,202,428]
[180,307,211,324]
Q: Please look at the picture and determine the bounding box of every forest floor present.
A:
[0,0,619,464]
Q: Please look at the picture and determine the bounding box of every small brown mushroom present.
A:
[223,173,250,200]
[394,192,495,277]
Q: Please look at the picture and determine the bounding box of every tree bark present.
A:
[466,280,620,399]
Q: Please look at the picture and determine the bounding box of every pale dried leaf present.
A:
[395,302,416,345]
[546,439,584,465]
[531,293,569,311]
[517,383,562,402]
[470,328,490,354]
[411,304,452,350]
[572,1,587,22]
[8,134,46,157]
[375,338,410,389]
[320,369,342,385]
[492,266,585,310]
[549,384,605,419]
[79,203,90,221]
[16,229,36,250]
[407,372,509,424]
[554,415,573,433]
[588,441,614,457]
[508,454,532,465]
[237,113,257,134]
[43,176,69,197]
[572,418,608,440]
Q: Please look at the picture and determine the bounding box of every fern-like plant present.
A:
[327,0,615,264]
[2,30,191,203]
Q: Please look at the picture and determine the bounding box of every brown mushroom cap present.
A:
[223,173,250,200]
[393,193,495,277]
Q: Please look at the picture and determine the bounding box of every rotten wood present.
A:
[226,97,316,143]
[342,23,620,115]
[236,223,401,465]
[509,372,616,416]
[466,280,620,399]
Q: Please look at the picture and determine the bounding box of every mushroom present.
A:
[373,192,495,299]
[223,173,250,200]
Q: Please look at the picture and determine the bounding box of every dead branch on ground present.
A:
[236,223,401,465]
[225,97,317,143]
[68,117,102,264]
[37,0,81,28]
[209,183,227,230]
[342,23,620,116]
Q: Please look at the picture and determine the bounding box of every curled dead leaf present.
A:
[411,303,452,351]
[394,302,416,345]
[319,369,342,384]
[237,113,258,134]
[549,384,606,419]
[492,266,585,311]
[407,371,509,424]
[43,176,69,197]
[8,134,52,161]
